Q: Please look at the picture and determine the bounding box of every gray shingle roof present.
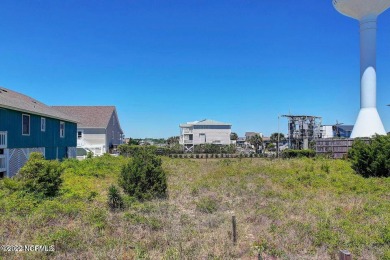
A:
[52,106,117,129]
[0,87,77,122]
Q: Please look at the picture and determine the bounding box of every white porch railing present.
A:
[0,131,7,148]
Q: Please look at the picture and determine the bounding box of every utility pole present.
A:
[277,115,280,158]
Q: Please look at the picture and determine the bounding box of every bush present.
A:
[86,151,93,159]
[107,185,124,211]
[18,152,63,198]
[118,144,172,157]
[119,150,167,200]
[348,135,390,177]
[282,149,316,158]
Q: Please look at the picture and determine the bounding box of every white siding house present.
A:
[320,125,334,138]
[53,106,124,156]
[179,119,232,152]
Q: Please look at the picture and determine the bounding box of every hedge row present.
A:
[169,153,263,159]
[118,144,238,157]
[281,149,316,158]
[118,145,172,156]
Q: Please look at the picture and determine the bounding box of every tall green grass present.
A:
[0,156,388,259]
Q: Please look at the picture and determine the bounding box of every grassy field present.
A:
[0,156,389,259]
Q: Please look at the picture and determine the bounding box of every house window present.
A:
[41,118,46,132]
[112,131,114,140]
[60,122,65,138]
[22,114,30,135]
[77,131,83,139]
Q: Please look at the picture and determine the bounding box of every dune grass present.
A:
[0,156,389,259]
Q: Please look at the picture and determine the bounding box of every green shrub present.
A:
[86,151,93,159]
[348,135,390,177]
[119,150,167,200]
[117,145,161,157]
[18,152,63,198]
[107,185,124,211]
[282,149,316,158]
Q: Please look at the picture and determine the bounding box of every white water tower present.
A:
[333,0,390,137]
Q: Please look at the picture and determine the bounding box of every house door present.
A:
[199,133,206,143]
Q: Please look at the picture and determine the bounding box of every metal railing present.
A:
[182,129,193,134]
[0,131,7,148]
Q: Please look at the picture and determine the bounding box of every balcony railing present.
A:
[0,131,7,148]
[182,129,193,134]
[184,140,193,144]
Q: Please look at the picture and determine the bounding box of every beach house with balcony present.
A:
[179,119,232,153]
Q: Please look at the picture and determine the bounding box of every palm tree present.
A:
[230,132,238,141]
[249,134,263,153]
[167,136,179,146]
[270,132,285,143]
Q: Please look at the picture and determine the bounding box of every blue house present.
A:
[0,87,77,178]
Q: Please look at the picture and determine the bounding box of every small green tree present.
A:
[18,152,63,198]
[249,134,263,153]
[119,150,167,200]
[266,143,275,151]
[167,136,180,146]
[128,138,140,145]
[230,132,238,141]
[348,135,390,177]
[270,132,286,143]
[107,185,124,211]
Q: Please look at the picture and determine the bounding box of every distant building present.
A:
[320,125,334,138]
[245,132,263,140]
[0,87,77,177]
[179,119,232,153]
[236,137,246,147]
[320,125,353,139]
[53,106,124,156]
[282,115,322,150]
[334,125,353,138]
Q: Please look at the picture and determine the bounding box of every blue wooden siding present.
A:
[0,108,76,160]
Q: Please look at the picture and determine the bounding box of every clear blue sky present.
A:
[1,1,390,138]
